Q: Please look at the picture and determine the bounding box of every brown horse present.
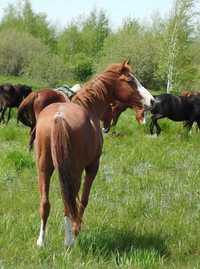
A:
[181,90,200,97]
[101,100,145,133]
[0,83,32,123]
[33,61,155,247]
[17,88,69,149]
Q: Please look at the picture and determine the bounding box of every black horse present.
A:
[150,93,200,135]
[0,84,32,123]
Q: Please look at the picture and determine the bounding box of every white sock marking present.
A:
[64,216,75,247]
[37,220,45,247]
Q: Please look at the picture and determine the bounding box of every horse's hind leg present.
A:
[36,149,54,247]
[62,172,82,247]
[79,159,100,225]
[196,120,200,131]
[6,107,11,124]
[184,120,193,133]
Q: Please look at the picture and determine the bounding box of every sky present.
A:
[0,0,174,29]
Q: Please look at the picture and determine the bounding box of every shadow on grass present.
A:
[78,226,169,261]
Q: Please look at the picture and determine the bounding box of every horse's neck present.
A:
[73,78,113,119]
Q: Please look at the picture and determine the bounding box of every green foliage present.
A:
[156,0,199,92]
[71,53,94,81]
[0,0,199,88]
[0,29,68,86]
[96,18,161,89]
[0,0,57,51]
[57,8,110,81]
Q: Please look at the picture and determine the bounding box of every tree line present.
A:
[0,0,199,91]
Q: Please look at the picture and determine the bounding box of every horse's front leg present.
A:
[150,114,163,135]
[0,107,6,123]
[79,159,100,225]
[150,117,155,134]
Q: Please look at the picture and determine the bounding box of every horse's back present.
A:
[36,102,102,167]
[152,93,200,121]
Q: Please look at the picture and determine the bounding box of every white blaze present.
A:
[134,76,154,108]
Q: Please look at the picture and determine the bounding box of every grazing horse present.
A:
[101,100,145,133]
[150,93,200,135]
[34,61,155,247]
[0,83,32,123]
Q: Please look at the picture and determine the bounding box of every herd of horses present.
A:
[0,61,200,247]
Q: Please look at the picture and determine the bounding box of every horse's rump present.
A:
[17,91,38,127]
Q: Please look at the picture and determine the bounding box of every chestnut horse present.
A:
[33,61,155,247]
[17,88,69,149]
[101,100,145,133]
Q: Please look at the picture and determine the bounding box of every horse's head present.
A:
[105,61,155,111]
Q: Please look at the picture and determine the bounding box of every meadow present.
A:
[1,90,200,268]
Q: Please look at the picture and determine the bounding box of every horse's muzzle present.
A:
[145,99,157,111]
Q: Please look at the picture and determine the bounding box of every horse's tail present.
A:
[29,127,36,151]
[17,91,38,127]
[51,112,78,220]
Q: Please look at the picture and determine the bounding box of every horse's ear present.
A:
[122,59,130,67]
[121,59,131,73]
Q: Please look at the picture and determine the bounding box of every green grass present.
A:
[1,111,200,269]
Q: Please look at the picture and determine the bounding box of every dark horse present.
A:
[0,83,32,123]
[34,61,155,247]
[101,100,145,133]
[150,93,200,135]
[17,88,69,149]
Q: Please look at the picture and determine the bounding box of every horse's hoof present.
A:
[64,237,75,248]
[147,134,158,138]
[36,238,45,247]
[102,127,110,133]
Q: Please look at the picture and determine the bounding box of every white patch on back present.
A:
[54,111,65,120]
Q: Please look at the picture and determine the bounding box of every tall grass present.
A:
[1,112,200,269]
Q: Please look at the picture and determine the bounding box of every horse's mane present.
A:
[72,63,129,111]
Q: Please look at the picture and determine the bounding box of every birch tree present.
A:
[165,0,196,92]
